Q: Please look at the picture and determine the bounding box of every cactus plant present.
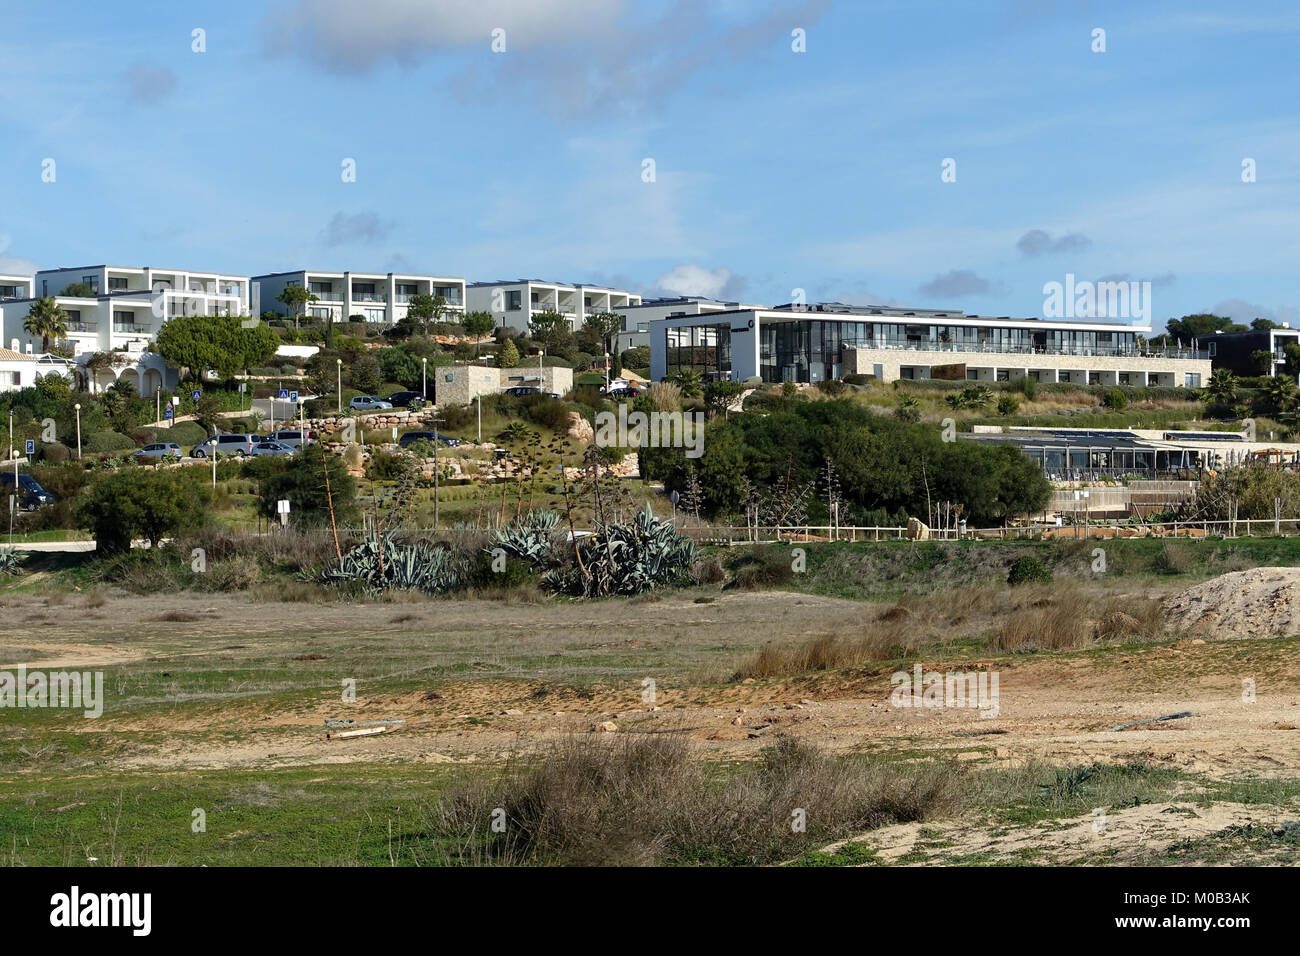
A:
[544,504,696,597]
[321,531,465,593]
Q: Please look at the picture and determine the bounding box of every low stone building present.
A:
[434,364,573,406]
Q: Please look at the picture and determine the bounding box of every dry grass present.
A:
[430,734,958,866]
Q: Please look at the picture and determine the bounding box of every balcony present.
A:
[351,293,387,303]
[311,291,344,302]
[848,337,1209,361]
[66,322,98,333]
[113,323,150,334]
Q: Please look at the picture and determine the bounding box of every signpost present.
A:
[192,390,202,402]
[24,440,34,456]
[277,498,290,529]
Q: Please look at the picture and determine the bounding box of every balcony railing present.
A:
[394,293,464,305]
[66,323,98,333]
[351,293,387,303]
[311,291,344,301]
[113,323,150,334]
[845,338,1210,361]
[531,303,574,314]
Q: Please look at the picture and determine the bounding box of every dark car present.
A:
[387,391,426,408]
[504,386,541,397]
[606,386,642,399]
[0,472,55,511]
[399,430,461,449]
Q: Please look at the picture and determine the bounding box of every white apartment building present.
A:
[614,296,764,353]
[253,271,466,325]
[0,275,36,302]
[35,265,249,315]
[0,265,248,394]
[465,280,641,334]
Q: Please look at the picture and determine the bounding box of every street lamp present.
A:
[538,348,544,391]
[422,356,427,400]
[336,358,343,414]
[74,403,81,459]
[155,385,161,424]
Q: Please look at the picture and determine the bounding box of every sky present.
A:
[2,0,1299,331]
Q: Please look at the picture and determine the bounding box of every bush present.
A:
[621,346,651,369]
[1007,554,1052,586]
[162,421,209,447]
[83,431,136,454]
[78,468,212,552]
[996,394,1020,416]
[1101,388,1129,410]
[259,445,359,527]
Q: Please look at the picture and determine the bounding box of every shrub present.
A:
[321,531,466,593]
[996,394,1020,416]
[544,505,697,597]
[77,468,212,552]
[815,379,847,396]
[1103,388,1129,410]
[1007,554,1052,586]
[84,431,136,454]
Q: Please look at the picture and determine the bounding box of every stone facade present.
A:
[843,347,1212,388]
[433,364,574,406]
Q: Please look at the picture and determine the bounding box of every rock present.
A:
[591,721,618,733]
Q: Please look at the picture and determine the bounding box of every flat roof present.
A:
[650,306,1151,333]
[252,270,463,280]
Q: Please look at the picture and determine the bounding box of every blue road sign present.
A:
[164,407,174,420]
[25,439,35,455]
[289,391,299,403]
[191,390,202,401]
[278,388,289,400]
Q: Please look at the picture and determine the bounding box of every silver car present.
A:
[251,440,295,457]
[267,429,316,449]
[193,434,257,458]
[132,442,183,460]
[350,396,393,411]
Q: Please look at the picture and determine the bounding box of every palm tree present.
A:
[1205,368,1239,404]
[670,369,703,398]
[23,297,68,353]
[1264,375,1297,414]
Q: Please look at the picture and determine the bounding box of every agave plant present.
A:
[491,509,562,568]
[545,504,696,598]
[321,531,465,593]
[0,548,21,576]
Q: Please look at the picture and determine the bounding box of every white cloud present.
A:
[650,264,745,300]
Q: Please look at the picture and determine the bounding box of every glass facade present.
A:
[665,323,731,378]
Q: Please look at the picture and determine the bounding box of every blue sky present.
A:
[2,0,1299,330]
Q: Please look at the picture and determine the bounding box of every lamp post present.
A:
[430,415,445,531]
[8,410,13,549]
[155,385,161,424]
[538,348,545,392]
[211,426,217,488]
[604,352,610,392]
[74,403,81,459]
[422,357,427,401]
[476,394,482,444]
[336,358,343,414]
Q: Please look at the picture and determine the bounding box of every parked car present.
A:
[606,386,642,399]
[350,396,393,411]
[251,440,295,457]
[192,434,257,458]
[0,472,54,511]
[131,442,184,460]
[504,386,541,397]
[267,429,317,449]
[603,379,630,393]
[399,430,462,449]
[387,391,425,408]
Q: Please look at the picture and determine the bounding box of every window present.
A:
[108,277,128,290]
[309,281,333,293]
[1185,373,1201,388]
[82,275,99,293]
[353,282,376,294]
[365,308,384,322]
[505,291,522,311]
[396,283,417,296]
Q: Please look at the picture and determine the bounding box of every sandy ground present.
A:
[1165,566,1300,639]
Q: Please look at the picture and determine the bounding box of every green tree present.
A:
[349,353,382,393]
[462,311,496,358]
[703,380,747,418]
[23,297,69,353]
[407,293,446,336]
[1204,368,1239,404]
[60,282,97,298]
[497,338,520,369]
[1165,313,1245,340]
[154,314,280,379]
[1262,375,1297,414]
[670,369,703,397]
[276,285,319,331]
[258,445,358,527]
[1251,317,1281,330]
[77,468,212,552]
